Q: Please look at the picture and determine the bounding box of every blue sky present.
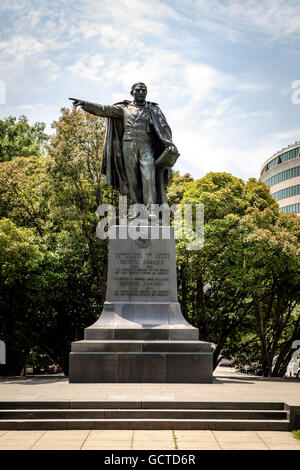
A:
[1,0,300,180]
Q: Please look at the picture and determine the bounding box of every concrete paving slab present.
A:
[175,430,217,441]
[0,441,40,450]
[219,444,269,450]
[0,430,45,440]
[132,430,174,441]
[132,444,176,450]
[0,430,47,450]
[257,431,300,448]
[0,372,300,449]
[177,443,221,450]
[82,444,132,450]
[30,430,90,450]
[0,429,299,449]
[37,430,89,439]
[267,444,300,450]
[132,430,175,449]
[31,443,83,450]
[257,431,300,442]
[87,430,133,441]
[212,431,265,442]
[1,374,300,406]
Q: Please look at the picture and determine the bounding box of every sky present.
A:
[1,0,300,181]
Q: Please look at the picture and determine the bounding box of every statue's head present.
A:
[130,82,147,101]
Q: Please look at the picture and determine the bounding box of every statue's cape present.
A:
[101,100,174,195]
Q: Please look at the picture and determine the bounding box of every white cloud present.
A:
[0,36,45,60]
[183,0,300,42]
[18,103,46,110]
[39,59,61,82]
[79,0,180,37]
[0,0,297,184]
[1,102,60,133]
[173,122,282,181]
[268,126,300,143]
[66,54,105,82]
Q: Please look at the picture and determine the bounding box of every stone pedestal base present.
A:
[69,226,213,383]
[69,344,212,383]
[69,302,213,383]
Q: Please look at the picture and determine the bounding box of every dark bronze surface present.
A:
[69,83,179,213]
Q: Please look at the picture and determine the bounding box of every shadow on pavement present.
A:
[0,375,68,385]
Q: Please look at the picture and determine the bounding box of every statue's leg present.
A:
[155,167,168,205]
[139,142,156,209]
[122,141,141,205]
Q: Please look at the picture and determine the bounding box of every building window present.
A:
[280,203,300,213]
[266,157,278,170]
[263,147,300,174]
[280,147,299,163]
[271,184,300,201]
[265,165,300,186]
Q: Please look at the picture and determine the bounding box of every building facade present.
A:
[260,142,300,215]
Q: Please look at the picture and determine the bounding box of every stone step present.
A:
[0,401,285,410]
[0,418,290,431]
[84,328,199,341]
[72,340,211,353]
[0,409,288,420]
[0,401,290,430]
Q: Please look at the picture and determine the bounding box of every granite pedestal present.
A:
[69,225,213,383]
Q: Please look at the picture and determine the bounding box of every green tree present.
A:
[0,218,44,374]
[235,209,300,376]
[171,173,300,374]
[167,171,194,205]
[0,115,48,162]
[2,108,299,380]
[0,108,112,374]
[47,107,113,302]
[0,156,50,235]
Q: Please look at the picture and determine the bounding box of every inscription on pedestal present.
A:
[113,252,170,298]
[106,229,178,302]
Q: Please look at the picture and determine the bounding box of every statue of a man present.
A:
[70,82,179,217]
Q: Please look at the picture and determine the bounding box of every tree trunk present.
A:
[180,265,188,321]
[196,278,209,341]
[273,316,300,377]
[254,295,272,377]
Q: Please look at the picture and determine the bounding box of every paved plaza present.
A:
[0,368,299,450]
[0,429,300,450]
[1,369,300,405]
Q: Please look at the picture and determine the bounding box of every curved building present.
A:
[260,142,300,215]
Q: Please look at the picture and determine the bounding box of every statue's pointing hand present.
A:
[69,98,84,108]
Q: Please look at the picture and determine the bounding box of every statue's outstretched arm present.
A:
[68,98,123,119]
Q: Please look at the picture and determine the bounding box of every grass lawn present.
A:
[292,430,300,440]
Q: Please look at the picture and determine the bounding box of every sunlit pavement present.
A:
[0,369,299,450]
[0,429,300,450]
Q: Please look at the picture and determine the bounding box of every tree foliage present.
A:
[0,115,48,162]
[0,109,113,374]
[168,173,300,375]
[0,111,299,378]
[0,218,44,374]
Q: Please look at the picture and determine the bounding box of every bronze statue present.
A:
[69,83,179,217]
